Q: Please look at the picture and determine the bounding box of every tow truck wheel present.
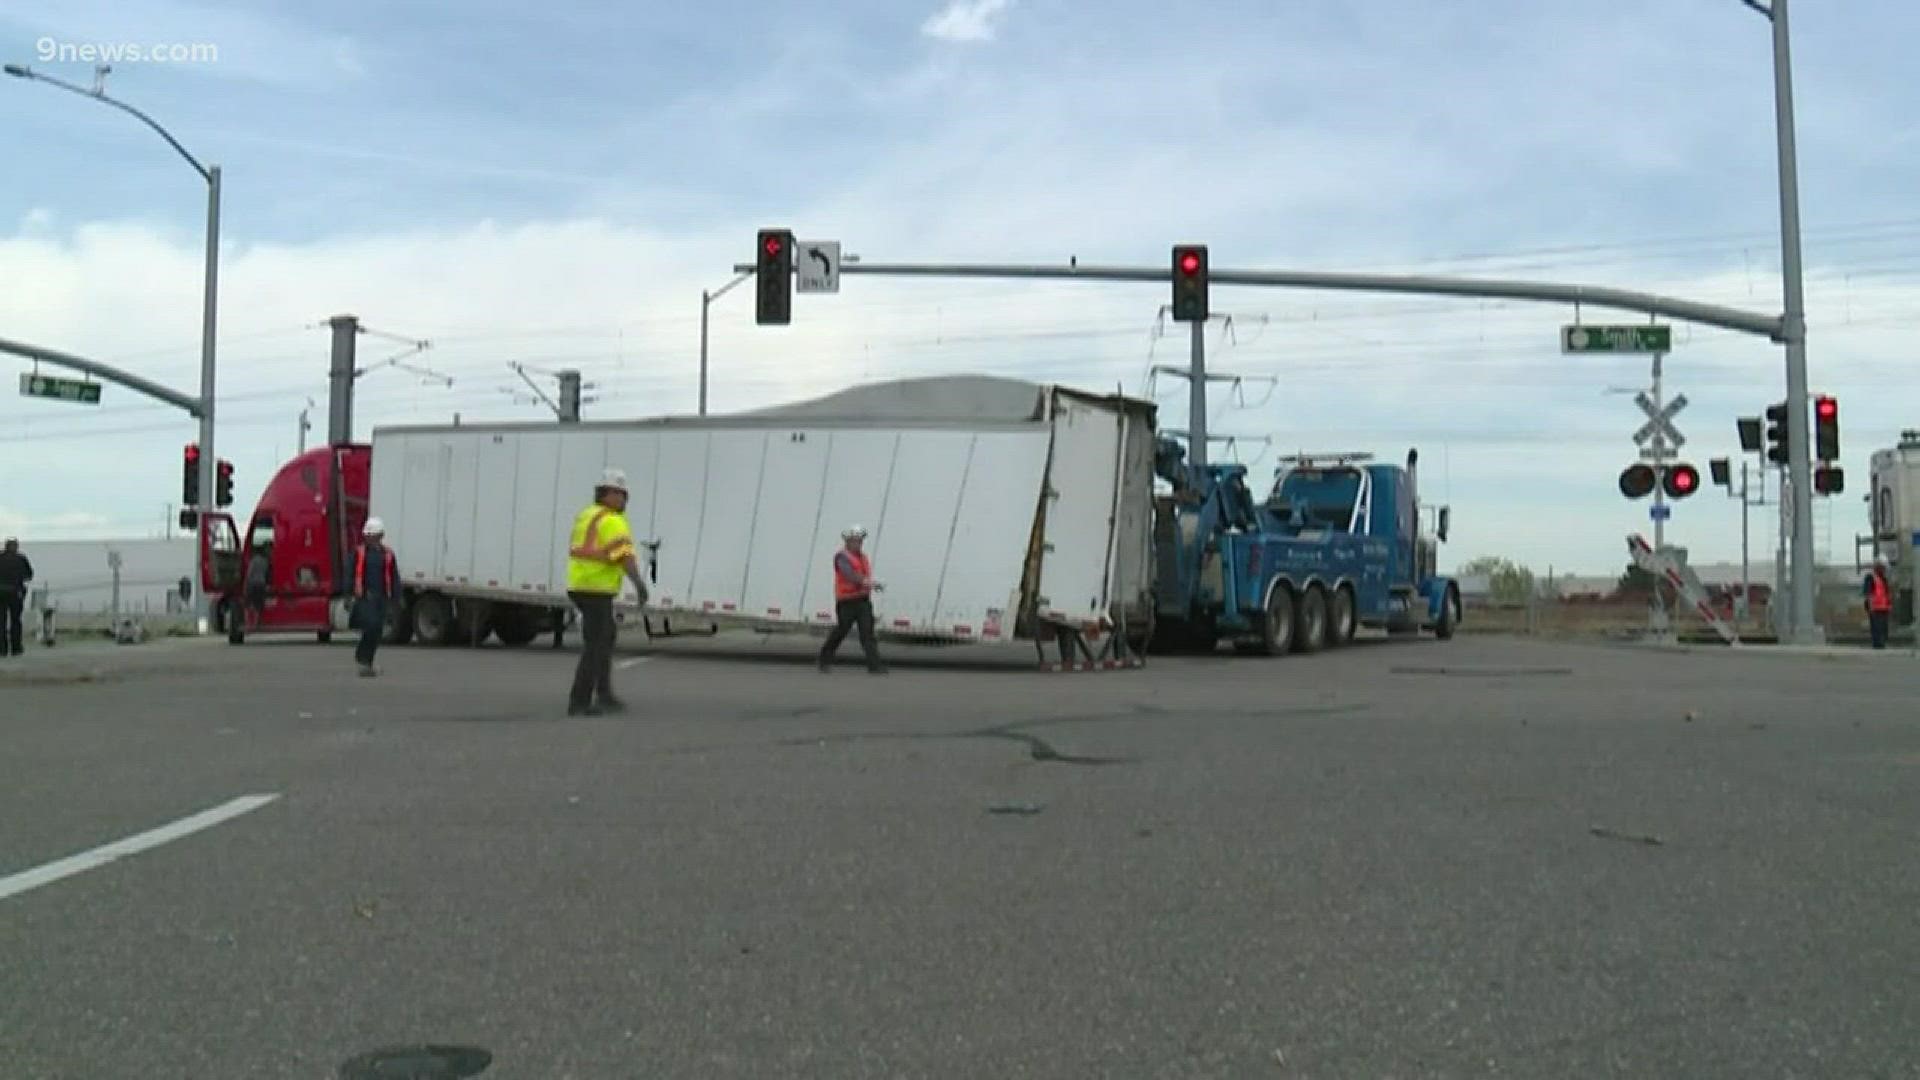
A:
[1260,585,1296,656]
[1329,586,1357,647]
[1294,586,1328,654]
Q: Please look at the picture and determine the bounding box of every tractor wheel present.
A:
[1294,586,1328,654]
[1434,589,1460,640]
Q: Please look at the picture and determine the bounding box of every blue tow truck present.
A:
[1147,439,1460,655]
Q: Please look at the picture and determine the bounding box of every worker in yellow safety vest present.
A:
[565,467,650,715]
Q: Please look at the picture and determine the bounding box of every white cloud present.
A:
[921,0,1013,44]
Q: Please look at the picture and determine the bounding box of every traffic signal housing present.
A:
[1663,463,1701,499]
[182,443,201,506]
[1814,464,1845,495]
[1618,463,1656,499]
[1736,417,1763,453]
[1814,395,1839,460]
[216,459,234,508]
[755,228,793,326]
[1171,244,1208,323]
[1709,457,1731,488]
[1764,401,1789,465]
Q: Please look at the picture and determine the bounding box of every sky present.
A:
[1,0,1917,576]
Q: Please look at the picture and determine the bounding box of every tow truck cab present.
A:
[199,443,372,642]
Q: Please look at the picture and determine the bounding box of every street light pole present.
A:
[699,271,752,416]
[5,63,221,630]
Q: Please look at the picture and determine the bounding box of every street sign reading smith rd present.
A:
[18,372,103,405]
[1562,324,1672,354]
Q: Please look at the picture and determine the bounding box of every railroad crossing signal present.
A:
[1764,400,1790,465]
[1619,463,1656,499]
[755,228,794,326]
[1663,463,1700,499]
[1171,244,1208,322]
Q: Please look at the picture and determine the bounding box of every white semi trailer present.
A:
[365,376,1158,663]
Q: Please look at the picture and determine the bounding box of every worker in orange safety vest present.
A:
[1863,554,1894,650]
[818,524,886,674]
[353,518,401,676]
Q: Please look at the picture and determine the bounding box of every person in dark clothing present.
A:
[818,524,886,674]
[0,537,32,657]
[245,544,272,630]
[353,518,400,676]
[1864,554,1894,650]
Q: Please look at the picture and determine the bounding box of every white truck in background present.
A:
[360,376,1158,663]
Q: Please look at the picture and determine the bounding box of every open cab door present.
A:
[199,511,242,596]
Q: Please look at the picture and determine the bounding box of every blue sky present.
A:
[1,0,1917,575]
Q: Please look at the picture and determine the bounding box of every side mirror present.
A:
[1437,507,1451,543]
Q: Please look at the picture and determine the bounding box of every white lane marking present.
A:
[0,793,281,902]
[616,656,653,670]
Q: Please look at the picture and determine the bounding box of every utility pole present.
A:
[1739,460,1752,622]
[327,314,359,446]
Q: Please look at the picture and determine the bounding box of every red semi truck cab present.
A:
[199,443,373,643]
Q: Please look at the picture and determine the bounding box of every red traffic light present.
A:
[762,234,784,257]
[1815,396,1837,421]
[1178,251,1201,275]
[185,443,200,462]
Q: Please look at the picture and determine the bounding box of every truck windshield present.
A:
[1271,469,1361,530]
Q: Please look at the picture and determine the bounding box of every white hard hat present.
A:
[363,517,385,537]
[842,524,867,539]
[1875,553,1890,567]
[599,468,628,493]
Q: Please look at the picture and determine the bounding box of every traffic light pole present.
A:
[1189,318,1208,469]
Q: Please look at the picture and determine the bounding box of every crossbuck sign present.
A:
[1632,391,1687,453]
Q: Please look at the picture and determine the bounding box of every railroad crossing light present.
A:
[1736,417,1763,453]
[1171,244,1209,323]
[1764,400,1789,465]
[1814,464,1845,495]
[755,228,794,326]
[1709,458,1731,488]
[182,443,201,506]
[216,459,235,508]
[1663,463,1701,499]
[1814,394,1839,460]
[1618,463,1656,499]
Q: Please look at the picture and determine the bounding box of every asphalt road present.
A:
[2,630,1916,1079]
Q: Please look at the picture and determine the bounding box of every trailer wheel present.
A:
[383,600,414,646]
[1434,588,1460,640]
[1259,585,1296,656]
[1329,586,1357,647]
[1294,586,1328,654]
[316,630,332,644]
[411,593,456,646]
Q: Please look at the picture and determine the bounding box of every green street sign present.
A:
[18,371,104,404]
[1561,324,1672,354]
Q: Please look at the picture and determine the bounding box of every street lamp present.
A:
[699,271,752,416]
[5,63,222,630]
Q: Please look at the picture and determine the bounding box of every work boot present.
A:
[567,702,602,717]
[817,656,831,673]
[358,663,377,677]
[597,697,628,714]
[867,664,889,675]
